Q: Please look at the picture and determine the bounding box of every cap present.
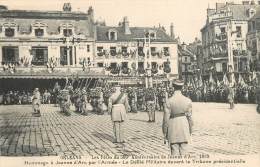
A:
[173,79,184,86]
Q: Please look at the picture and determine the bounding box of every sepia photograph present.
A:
[0,0,259,166]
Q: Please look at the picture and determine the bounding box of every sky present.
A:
[0,0,243,43]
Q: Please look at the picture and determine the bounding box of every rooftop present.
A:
[96,26,176,43]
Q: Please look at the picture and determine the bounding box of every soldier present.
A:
[127,87,138,113]
[32,88,41,116]
[227,84,235,109]
[59,89,71,116]
[162,79,193,155]
[108,84,129,143]
[145,88,156,122]
[43,89,51,104]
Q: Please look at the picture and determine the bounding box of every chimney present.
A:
[170,23,175,39]
[63,3,72,12]
[182,43,187,50]
[251,0,256,5]
[122,16,131,35]
[242,1,250,5]
[216,3,225,11]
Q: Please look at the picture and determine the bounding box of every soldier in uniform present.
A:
[145,88,156,122]
[32,88,41,116]
[108,84,129,143]
[162,79,193,155]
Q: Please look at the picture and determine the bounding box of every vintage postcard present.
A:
[0,0,259,166]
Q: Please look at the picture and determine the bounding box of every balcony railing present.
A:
[0,66,106,77]
[215,33,227,41]
[233,50,247,57]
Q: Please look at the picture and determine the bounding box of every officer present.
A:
[162,79,193,155]
[145,88,156,122]
[32,88,41,116]
[108,84,130,143]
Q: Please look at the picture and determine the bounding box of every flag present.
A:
[209,72,214,85]
[238,74,246,87]
[223,73,229,86]
[217,78,220,87]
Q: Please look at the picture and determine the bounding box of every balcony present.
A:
[233,50,248,57]
[215,33,227,41]
[0,66,106,78]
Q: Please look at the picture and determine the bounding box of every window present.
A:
[63,29,72,37]
[97,46,103,52]
[122,62,128,68]
[110,32,116,40]
[222,63,227,72]
[163,47,169,56]
[236,26,242,38]
[184,57,188,62]
[97,62,104,67]
[5,28,15,37]
[152,62,157,68]
[110,47,116,56]
[31,47,48,66]
[108,30,117,40]
[2,46,19,64]
[220,27,226,33]
[87,45,90,52]
[121,47,127,53]
[110,62,117,70]
[237,43,242,50]
[35,28,44,37]
[138,47,144,56]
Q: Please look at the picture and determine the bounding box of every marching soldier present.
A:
[32,88,41,116]
[162,79,193,155]
[108,84,129,143]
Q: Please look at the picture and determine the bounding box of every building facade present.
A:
[201,1,259,77]
[247,6,260,71]
[0,4,95,69]
[178,43,197,83]
[95,17,178,78]
[0,4,178,89]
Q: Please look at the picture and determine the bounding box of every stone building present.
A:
[201,1,259,77]
[0,4,178,89]
[247,5,260,71]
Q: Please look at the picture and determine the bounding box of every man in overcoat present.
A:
[108,84,129,143]
[162,79,193,155]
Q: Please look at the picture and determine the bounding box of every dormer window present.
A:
[248,8,256,18]
[32,22,47,37]
[5,28,14,37]
[63,29,72,37]
[35,28,44,37]
[145,30,156,39]
[108,29,117,40]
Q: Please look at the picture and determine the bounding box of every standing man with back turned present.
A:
[108,84,129,143]
[162,79,193,155]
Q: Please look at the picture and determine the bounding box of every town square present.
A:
[0,0,259,164]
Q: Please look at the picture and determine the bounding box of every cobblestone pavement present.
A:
[0,103,259,157]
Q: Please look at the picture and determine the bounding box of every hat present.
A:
[173,79,184,86]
